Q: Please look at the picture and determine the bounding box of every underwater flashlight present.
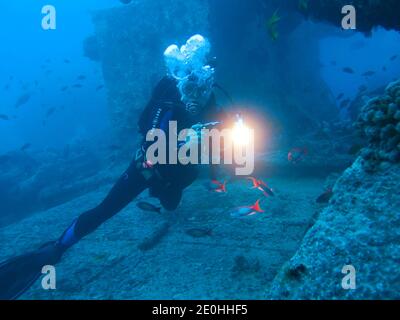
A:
[232,114,251,147]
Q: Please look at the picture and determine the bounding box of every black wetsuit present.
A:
[58,76,222,248]
[0,76,226,301]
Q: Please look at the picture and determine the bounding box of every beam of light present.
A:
[232,116,251,147]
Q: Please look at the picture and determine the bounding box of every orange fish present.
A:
[288,147,308,164]
[210,180,227,193]
[246,177,275,197]
[247,177,266,189]
[230,199,265,217]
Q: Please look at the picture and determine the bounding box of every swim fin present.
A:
[0,241,64,300]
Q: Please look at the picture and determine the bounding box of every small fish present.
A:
[0,114,9,120]
[267,9,281,26]
[15,93,31,108]
[288,147,308,164]
[340,99,350,109]
[246,177,274,197]
[137,201,162,214]
[362,71,375,77]
[298,0,309,10]
[342,67,355,74]
[77,75,86,81]
[96,85,105,91]
[316,188,333,204]
[230,200,265,218]
[382,66,387,72]
[120,0,132,4]
[358,85,367,93]
[208,180,226,193]
[64,59,71,64]
[247,177,264,189]
[185,228,213,238]
[262,186,274,197]
[108,144,122,151]
[390,55,398,61]
[46,107,56,117]
[336,93,344,100]
[72,84,83,88]
[266,10,281,41]
[20,143,31,152]
[61,86,69,91]
[21,83,30,91]
[268,28,279,41]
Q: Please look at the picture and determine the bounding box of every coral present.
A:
[267,80,400,300]
[355,80,400,170]
[268,158,400,299]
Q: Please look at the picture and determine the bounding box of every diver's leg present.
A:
[154,166,197,211]
[158,187,183,211]
[58,160,147,249]
[0,161,148,300]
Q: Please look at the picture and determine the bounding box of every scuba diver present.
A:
[0,34,228,300]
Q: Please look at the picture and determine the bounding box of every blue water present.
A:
[0,0,114,153]
[320,29,400,102]
[0,0,399,300]
[1,2,399,153]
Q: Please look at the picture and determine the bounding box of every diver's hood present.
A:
[164,35,215,106]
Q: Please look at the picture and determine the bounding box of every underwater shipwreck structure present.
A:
[84,0,400,299]
[86,0,339,142]
[1,0,399,300]
[86,0,210,142]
